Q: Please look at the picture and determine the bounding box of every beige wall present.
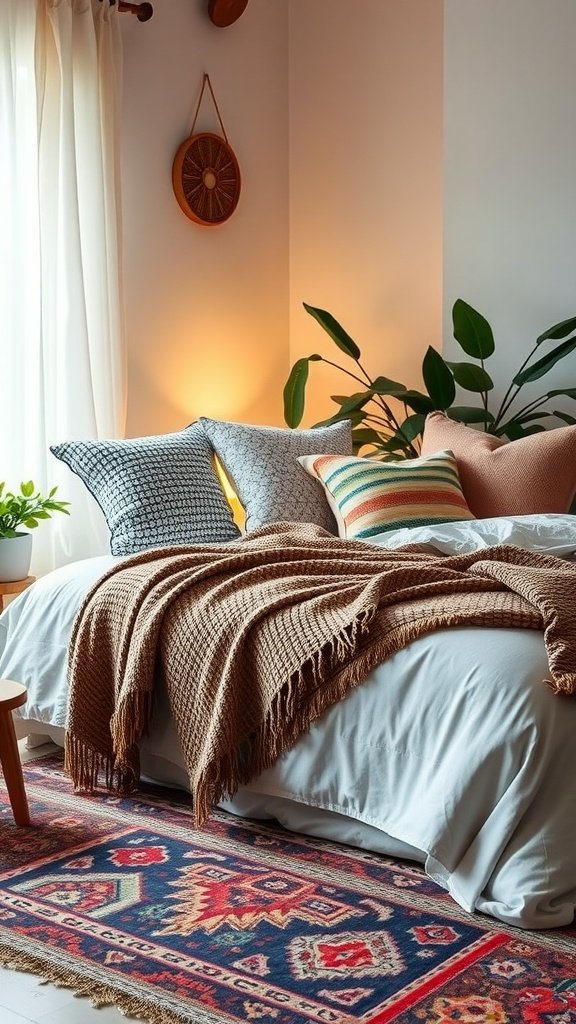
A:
[120,0,443,437]
[121,0,289,437]
[288,0,443,427]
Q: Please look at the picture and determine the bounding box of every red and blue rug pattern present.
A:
[1,753,575,1023]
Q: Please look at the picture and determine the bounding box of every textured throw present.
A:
[65,522,576,826]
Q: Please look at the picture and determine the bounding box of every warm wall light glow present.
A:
[214,456,245,529]
[152,315,274,423]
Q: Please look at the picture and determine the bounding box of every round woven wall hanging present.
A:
[172,74,241,226]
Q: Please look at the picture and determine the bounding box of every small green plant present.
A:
[0,481,70,538]
[284,299,576,460]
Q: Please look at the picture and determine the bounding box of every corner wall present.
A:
[288,0,443,427]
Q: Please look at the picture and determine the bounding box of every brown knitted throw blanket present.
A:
[65,522,576,826]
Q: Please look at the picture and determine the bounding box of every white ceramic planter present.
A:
[0,533,33,583]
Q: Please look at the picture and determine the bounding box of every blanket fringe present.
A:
[0,945,211,1024]
[192,606,377,826]
[64,733,136,795]
[544,674,576,696]
[65,689,153,793]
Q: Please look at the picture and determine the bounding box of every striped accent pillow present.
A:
[297,450,475,540]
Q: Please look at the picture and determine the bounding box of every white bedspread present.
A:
[2,513,576,930]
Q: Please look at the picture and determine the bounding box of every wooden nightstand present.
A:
[0,575,36,613]
[0,679,31,826]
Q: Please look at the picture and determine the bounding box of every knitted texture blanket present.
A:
[65,522,576,826]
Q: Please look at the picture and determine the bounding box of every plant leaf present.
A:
[336,391,373,416]
[400,390,436,414]
[496,421,547,440]
[283,358,309,427]
[312,410,364,429]
[495,412,551,437]
[351,427,385,446]
[303,302,361,360]
[516,411,553,423]
[422,346,456,409]
[445,361,494,393]
[21,480,35,498]
[452,299,495,358]
[552,410,576,425]
[448,406,495,425]
[536,315,576,344]
[379,433,413,453]
[513,336,576,386]
[312,410,348,428]
[397,413,425,444]
[370,375,407,395]
[546,388,576,400]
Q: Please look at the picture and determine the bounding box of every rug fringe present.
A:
[0,944,212,1024]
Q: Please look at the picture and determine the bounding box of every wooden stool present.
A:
[0,680,31,826]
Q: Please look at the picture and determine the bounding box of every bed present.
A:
[2,512,576,933]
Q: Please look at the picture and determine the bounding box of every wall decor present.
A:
[208,0,249,28]
[172,73,241,226]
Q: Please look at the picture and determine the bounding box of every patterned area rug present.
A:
[1,754,575,1024]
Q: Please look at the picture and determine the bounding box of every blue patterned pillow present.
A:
[199,418,353,533]
[50,425,240,555]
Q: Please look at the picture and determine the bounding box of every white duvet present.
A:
[2,514,576,931]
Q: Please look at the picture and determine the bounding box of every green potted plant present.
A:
[0,481,70,583]
[284,299,576,459]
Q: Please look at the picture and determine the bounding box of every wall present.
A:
[120,0,289,436]
[120,0,443,439]
[116,1,576,442]
[288,0,443,428]
[443,0,576,416]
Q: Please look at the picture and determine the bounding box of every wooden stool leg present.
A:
[0,708,30,826]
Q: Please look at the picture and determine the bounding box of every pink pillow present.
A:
[420,412,576,518]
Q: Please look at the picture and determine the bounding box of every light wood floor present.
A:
[0,742,131,1024]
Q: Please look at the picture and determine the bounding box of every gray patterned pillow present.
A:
[50,424,240,556]
[199,418,353,533]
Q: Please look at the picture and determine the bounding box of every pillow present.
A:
[421,412,576,518]
[50,424,240,556]
[297,449,475,540]
[199,417,353,533]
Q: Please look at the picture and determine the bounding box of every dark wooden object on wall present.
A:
[102,1,154,21]
[118,2,153,21]
[208,0,249,28]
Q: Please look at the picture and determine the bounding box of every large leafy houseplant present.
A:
[284,299,576,460]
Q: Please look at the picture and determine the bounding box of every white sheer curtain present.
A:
[0,0,126,575]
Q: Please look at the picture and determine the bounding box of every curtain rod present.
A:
[103,1,154,22]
